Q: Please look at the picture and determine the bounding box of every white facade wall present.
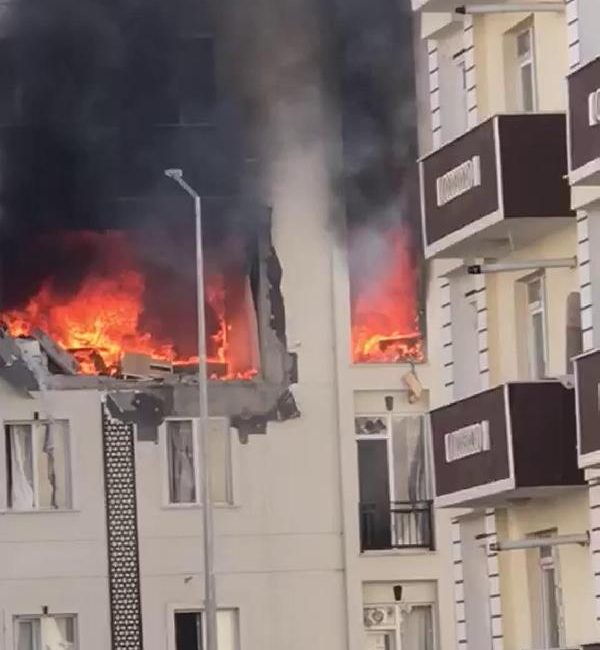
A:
[0,387,111,650]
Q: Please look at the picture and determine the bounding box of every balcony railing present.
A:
[359,500,434,552]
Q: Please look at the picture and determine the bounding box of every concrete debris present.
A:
[0,329,40,393]
[32,327,80,375]
[121,352,173,380]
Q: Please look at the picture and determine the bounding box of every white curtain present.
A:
[168,421,196,503]
[401,606,434,650]
[10,425,34,510]
[391,417,429,546]
[41,617,73,650]
[391,416,427,503]
[42,423,57,508]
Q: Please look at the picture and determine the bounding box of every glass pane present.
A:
[167,421,196,504]
[517,29,531,57]
[217,610,238,650]
[41,616,75,649]
[531,311,546,378]
[207,420,231,505]
[527,278,541,305]
[391,416,426,502]
[542,568,560,647]
[17,620,35,650]
[355,417,387,436]
[36,422,71,509]
[520,63,535,112]
[175,612,202,650]
[401,606,434,650]
[8,425,34,510]
[366,632,396,650]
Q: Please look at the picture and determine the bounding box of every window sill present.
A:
[359,548,435,558]
[0,508,80,515]
[161,503,241,511]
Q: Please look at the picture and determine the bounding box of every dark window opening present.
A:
[175,612,202,650]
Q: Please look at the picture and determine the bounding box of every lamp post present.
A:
[164,168,218,650]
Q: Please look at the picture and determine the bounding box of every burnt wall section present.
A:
[102,404,144,650]
[101,211,299,443]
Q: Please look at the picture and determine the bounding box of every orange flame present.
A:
[1,231,258,379]
[350,224,424,364]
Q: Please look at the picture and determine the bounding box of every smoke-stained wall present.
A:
[0,0,250,312]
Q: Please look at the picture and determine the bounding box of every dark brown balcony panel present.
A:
[568,56,600,185]
[419,113,573,259]
[575,348,600,467]
[430,382,582,508]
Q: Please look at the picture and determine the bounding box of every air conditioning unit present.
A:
[363,606,396,630]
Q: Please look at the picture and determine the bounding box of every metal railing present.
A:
[359,500,434,552]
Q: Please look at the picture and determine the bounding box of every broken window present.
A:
[174,609,238,650]
[5,421,72,511]
[348,224,424,365]
[165,418,233,506]
[15,615,77,650]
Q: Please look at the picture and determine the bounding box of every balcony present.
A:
[359,500,434,552]
[574,348,600,468]
[419,113,573,259]
[568,55,600,185]
[429,382,583,508]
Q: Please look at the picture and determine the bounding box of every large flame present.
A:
[1,231,258,379]
[350,224,424,363]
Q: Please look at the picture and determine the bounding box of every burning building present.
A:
[0,0,298,433]
[0,1,443,650]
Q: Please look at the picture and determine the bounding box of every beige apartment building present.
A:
[0,2,457,650]
[412,0,600,649]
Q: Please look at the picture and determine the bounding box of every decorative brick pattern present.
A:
[428,39,442,148]
[451,517,467,650]
[566,0,580,70]
[484,509,503,650]
[103,406,143,650]
[474,274,490,388]
[440,277,454,402]
[463,15,478,128]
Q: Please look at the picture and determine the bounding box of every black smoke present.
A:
[0,0,251,327]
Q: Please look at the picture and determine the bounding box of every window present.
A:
[5,421,72,511]
[525,275,548,379]
[174,609,238,650]
[516,27,536,112]
[15,615,77,650]
[165,418,233,506]
[539,545,562,648]
[356,414,432,551]
[364,604,435,650]
[528,534,564,649]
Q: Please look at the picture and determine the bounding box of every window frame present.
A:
[355,412,432,498]
[516,25,537,112]
[160,417,236,509]
[525,274,549,379]
[14,613,79,650]
[3,419,73,513]
[363,601,437,650]
[168,605,240,650]
[539,546,565,648]
[355,412,432,551]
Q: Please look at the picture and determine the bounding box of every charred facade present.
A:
[0,0,298,437]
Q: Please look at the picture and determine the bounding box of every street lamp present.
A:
[164,168,218,650]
